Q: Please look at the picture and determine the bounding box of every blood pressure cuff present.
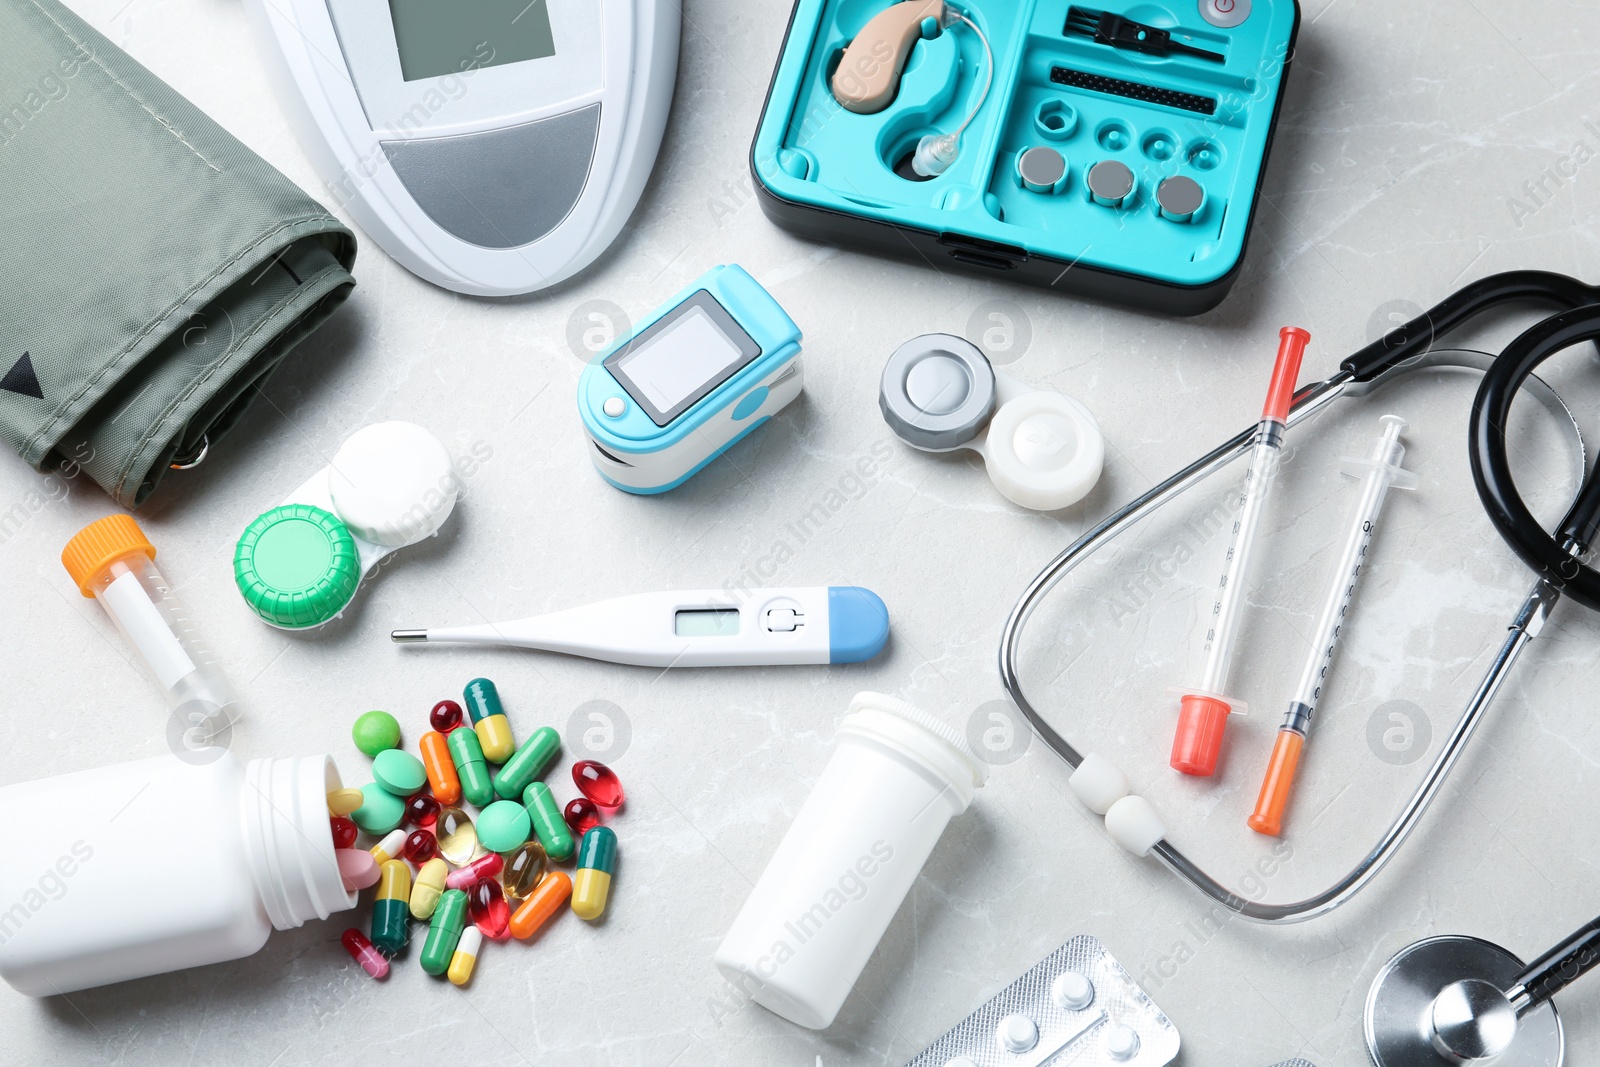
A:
[0,0,357,507]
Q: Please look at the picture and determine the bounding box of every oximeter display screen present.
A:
[606,291,762,427]
[675,609,740,637]
[388,0,556,82]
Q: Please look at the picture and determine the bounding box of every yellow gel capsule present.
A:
[326,788,364,816]
[447,926,482,986]
[571,869,612,921]
[410,858,448,920]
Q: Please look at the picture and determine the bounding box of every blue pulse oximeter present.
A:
[578,265,804,494]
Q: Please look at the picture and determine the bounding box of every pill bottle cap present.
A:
[843,692,988,808]
[62,514,156,597]
[1171,694,1231,776]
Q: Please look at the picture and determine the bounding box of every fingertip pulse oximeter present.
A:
[578,264,803,493]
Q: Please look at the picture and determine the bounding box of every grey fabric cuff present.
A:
[0,0,357,507]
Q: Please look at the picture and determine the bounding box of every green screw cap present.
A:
[234,504,360,628]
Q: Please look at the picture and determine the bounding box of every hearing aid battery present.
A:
[1087,160,1135,207]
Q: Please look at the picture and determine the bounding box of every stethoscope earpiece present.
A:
[880,333,1104,510]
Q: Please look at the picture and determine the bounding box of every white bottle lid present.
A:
[844,693,989,808]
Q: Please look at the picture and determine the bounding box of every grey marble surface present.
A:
[5,0,1600,1064]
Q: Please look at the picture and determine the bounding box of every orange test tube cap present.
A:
[62,514,155,597]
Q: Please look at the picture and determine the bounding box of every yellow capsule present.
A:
[376,859,411,901]
[571,826,615,921]
[447,926,482,986]
[326,787,364,816]
[571,868,612,921]
[410,858,448,920]
[474,716,516,764]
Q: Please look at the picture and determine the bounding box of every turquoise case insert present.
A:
[751,0,1299,304]
[579,264,802,457]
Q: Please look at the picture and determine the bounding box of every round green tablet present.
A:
[372,749,427,795]
[476,800,533,853]
[351,782,405,834]
[352,710,401,756]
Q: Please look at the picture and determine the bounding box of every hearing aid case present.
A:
[751,0,1300,314]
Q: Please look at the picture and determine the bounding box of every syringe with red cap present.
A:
[1170,326,1310,777]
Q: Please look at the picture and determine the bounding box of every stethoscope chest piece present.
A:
[1365,936,1562,1067]
[879,333,1104,510]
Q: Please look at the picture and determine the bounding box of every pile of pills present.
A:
[327,677,626,985]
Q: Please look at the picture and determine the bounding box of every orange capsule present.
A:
[508,870,571,940]
[420,731,462,806]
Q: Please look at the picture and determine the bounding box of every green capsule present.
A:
[419,888,467,975]
[522,782,575,862]
[576,824,617,874]
[463,677,516,763]
[370,898,410,955]
[447,726,494,807]
[493,726,561,800]
[371,859,412,955]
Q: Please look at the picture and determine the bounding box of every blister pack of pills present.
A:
[903,935,1178,1067]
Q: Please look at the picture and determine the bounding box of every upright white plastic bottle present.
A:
[715,692,987,1029]
[0,751,355,995]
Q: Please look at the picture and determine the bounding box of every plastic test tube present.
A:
[1248,415,1416,835]
[62,515,241,734]
[1170,326,1310,777]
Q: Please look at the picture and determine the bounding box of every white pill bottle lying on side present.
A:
[0,751,355,995]
[715,692,987,1029]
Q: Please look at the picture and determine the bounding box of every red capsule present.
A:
[446,852,504,890]
[404,829,438,864]
[430,699,465,733]
[330,815,358,850]
[563,797,601,838]
[469,878,510,939]
[573,760,625,810]
[341,928,388,979]
[405,793,441,829]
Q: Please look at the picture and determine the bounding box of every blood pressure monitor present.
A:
[578,265,803,494]
[245,0,679,296]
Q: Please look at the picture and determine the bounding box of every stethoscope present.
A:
[997,271,1600,1063]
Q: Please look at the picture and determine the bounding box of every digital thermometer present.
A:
[392,587,889,666]
[244,0,679,295]
[578,264,803,493]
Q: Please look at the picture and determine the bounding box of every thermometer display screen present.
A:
[674,609,740,638]
[606,291,762,426]
[388,0,556,82]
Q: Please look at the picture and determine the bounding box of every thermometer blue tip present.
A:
[827,586,890,663]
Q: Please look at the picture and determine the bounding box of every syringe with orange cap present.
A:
[1170,326,1311,778]
[1248,414,1417,836]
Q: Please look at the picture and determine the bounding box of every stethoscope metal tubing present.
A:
[998,348,1586,925]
